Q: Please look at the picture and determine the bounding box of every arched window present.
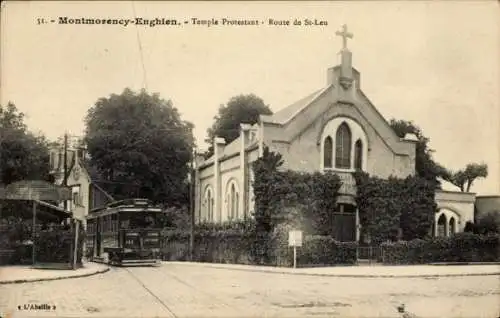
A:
[210,198,214,222]
[437,214,447,237]
[323,136,333,168]
[225,193,230,220]
[230,183,236,220]
[449,217,456,236]
[335,123,352,169]
[204,188,214,222]
[235,192,239,219]
[226,181,240,221]
[354,139,363,170]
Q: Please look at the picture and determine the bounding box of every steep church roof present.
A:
[267,87,330,125]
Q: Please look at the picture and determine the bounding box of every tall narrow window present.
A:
[230,184,236,220]
[437,214,447,237]
[354,139,363,170]
[206,190,212,222]
[209,197,214,222]
[235,193,239,219]
[323,136,333,168]
[335,123,352,169]
[449,217,456,236]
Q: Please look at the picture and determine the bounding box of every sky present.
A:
[1,1,499,195]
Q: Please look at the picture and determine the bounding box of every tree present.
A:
[389,119,447,185]
[84,88,195,206]
[444,163,488,192]
[0,102,52,185]
[205,94,272,157]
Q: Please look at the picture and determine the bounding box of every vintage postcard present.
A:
[0,1,499,318]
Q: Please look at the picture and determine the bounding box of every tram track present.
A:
[121,264,246,318]
[122,266,179,318]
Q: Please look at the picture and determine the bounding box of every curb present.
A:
[197,265,500,278]
[429,262,500,266]
[165,262,500,278]
[0,266,110,285]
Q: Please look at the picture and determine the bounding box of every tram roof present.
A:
[87,198,163,219]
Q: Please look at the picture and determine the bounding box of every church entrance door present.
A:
[331,203,356,242]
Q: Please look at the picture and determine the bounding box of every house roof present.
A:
[437,177,461,192]
[80,159,115,200]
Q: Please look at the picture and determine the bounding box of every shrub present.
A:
[354,172,436,244]
[381,233,500,264]
[272,235,358,267]
[160,220,256,264]
[252,147,342,263]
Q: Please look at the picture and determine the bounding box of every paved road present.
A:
[1,263,499,318]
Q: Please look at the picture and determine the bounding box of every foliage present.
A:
[205,94,272,157]
[251,146,342,263]
[270,230,358,267]
[84,88,195,205]
[464,211,500,235]
[160,220,256,264]
[443,163,488,192]
[380,233,500,264]
[354,171,436,244]
[389,119,447,186]
[156,206,191,229]
[0,102,52,185]
[298,236,358,266]
[0,219,85,266]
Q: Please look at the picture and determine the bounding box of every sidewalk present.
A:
[0,262,109,284]
[165,261,500,278]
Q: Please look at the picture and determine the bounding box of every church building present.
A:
[195,25,476,241]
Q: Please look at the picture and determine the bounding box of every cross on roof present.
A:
[335,24,353,50]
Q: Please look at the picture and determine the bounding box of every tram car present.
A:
[86,198,164,266]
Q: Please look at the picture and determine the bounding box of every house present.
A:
[48,137,115,229]
[193,25,476,242]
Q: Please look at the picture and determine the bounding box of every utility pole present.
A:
[62,132,75,267]
[62,132,69,222]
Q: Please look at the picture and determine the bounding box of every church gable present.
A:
[260,25,417,178]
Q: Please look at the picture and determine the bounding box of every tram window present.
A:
[106,215,111,232]
[121,219,130,229]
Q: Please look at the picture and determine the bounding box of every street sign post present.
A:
[288,230,303,269]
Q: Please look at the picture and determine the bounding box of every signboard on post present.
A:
[288,230,302,269]
[288,230,303,247]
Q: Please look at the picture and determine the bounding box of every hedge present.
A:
[273,235,357,267]
[160,224,256,265]
[381,232,500,264]
[0,222,85,266]
[160,227,358,268]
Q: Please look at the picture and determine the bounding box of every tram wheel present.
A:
[108,252,118,266]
